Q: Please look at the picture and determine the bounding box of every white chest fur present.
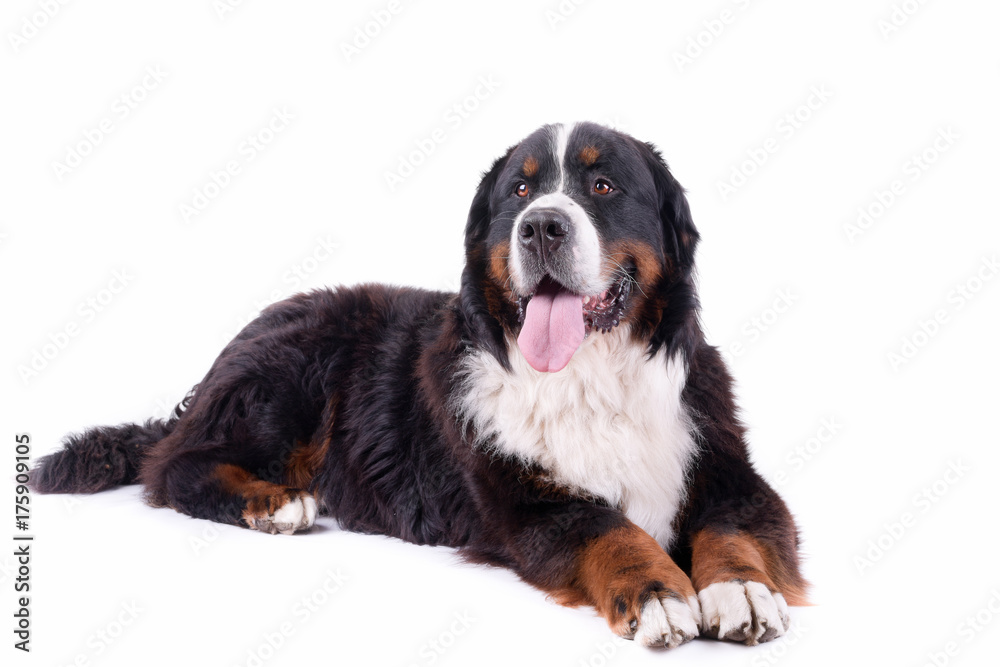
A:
[455,329,699,548]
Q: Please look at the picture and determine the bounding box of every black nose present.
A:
[518,208,569,264]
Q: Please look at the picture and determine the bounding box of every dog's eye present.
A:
[593,179,614,195]
[514,182,529,198]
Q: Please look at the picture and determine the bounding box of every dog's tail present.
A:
[29,391,193,494]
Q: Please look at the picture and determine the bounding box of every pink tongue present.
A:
[517,281,585,373]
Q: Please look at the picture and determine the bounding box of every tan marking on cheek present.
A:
[604,239,663,289]
[579,145,600,166]
[488,240,511,291]
[602,240,669,341]
[691,528,810,605]
[523,156,539,177]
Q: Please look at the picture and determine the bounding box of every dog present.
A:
[31,122,808,649]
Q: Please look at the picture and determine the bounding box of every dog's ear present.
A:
[632,140,702,358]
[459,146,516,369]
[463,145,514,249]
[638,142,700,275]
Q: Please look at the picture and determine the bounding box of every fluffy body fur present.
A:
[32,122,807,649]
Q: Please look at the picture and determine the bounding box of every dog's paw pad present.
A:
[634,595,701,649]
[697,581,789,645]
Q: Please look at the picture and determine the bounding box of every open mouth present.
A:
[515,269,635,373]
[517,274,632,333]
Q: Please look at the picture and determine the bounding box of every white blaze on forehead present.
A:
[509,122,603,296]
[554,122,575,192]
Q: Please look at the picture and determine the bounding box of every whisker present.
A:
[603,255,646,298]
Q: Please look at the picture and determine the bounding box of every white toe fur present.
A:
[772,590,790,629]
[700,581,752,640]
[635,598,670,647]
[301,495,318,525]
[269,493,317,535]
[698,581,789,645]
[634,595,701,648]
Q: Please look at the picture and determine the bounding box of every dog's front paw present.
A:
[697,580,789,645]
[574,525,700,649]
[632,593,701,649]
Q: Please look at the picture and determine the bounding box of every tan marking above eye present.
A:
[515,182,529,197]
[593,179,613,195]
[523,156,539,177]
[580,145,600,166]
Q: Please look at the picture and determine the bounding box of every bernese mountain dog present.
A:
[31,122,808,649]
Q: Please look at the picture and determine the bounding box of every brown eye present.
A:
[515,182,529,197]
[593,179,614,195]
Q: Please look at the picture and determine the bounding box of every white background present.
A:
[3,1,999,666]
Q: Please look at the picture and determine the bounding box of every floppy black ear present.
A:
[632,140,703,359]
[639,142,700,275]
[458,146,516,369]
[463,146,514,248]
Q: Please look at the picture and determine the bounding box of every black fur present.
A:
[31,122,806,645]
[31,413,181,494]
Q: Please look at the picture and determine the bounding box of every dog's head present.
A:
[461,122,700,372]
